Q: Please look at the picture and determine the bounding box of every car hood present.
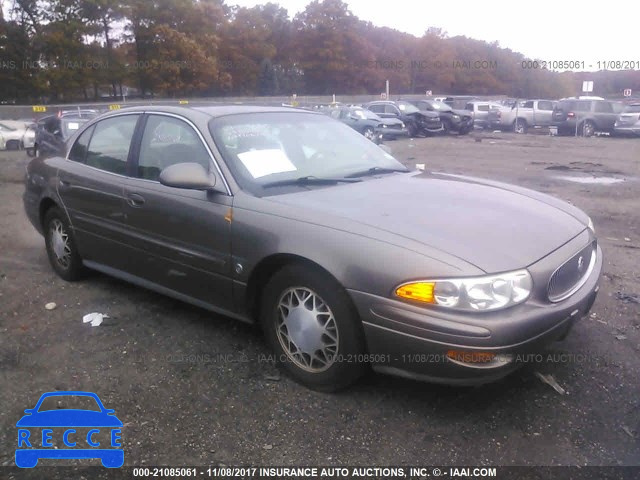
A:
[379,118,404,126]
[269,172,588,273]
[451,109,472,117]
[407,111,439,119]
[16,410,123,427]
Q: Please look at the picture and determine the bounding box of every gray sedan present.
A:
[23,105,602,391]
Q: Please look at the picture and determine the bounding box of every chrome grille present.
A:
[548,241,596,302]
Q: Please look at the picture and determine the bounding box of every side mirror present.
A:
[159,162,219,191]
[53,129,62,136]
[105,409,115,415]
[24,409,34,414]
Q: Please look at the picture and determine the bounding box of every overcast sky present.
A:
[230,0,634,71]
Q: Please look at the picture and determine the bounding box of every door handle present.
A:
[58,179,72,191]
[126,193,146,207]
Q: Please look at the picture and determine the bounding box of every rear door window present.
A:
[68,125,95,163]
[86,115,139,175]
[537,101,553,111]
[594,102,613,113]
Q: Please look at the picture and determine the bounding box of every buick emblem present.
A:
[577,255,585,271]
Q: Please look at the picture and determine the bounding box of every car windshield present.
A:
[351,108,380,120]
[397,101,419,113]
[37,394,101,412]
[429,101,452,111]
[61,118,89,139]
[623,105,640,113]
[209,112,406,195]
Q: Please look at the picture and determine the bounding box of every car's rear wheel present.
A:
[44,207,84,281]
[260,264,367,391]
[363,126,375,141]
[581,120,595,137]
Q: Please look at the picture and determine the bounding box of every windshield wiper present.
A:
[344,166,410,178]
[262,176,363,188]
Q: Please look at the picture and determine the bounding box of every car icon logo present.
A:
[15,391,123,468]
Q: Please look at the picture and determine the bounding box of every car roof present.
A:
[106,104,315,118]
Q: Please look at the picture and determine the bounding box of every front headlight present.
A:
[587,217,595,233]
[400,122,405,128]
[394,270,533,312]
[452,115,460,120]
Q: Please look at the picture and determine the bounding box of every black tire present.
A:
[26,147,35,157]
[407,121,418,137]
[260,264,367,392]
[513,118,528,134]
[581,120,595,137]
[43,207,85,281]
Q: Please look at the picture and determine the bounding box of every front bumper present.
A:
[348,236,602,385]
[380,126,410,139]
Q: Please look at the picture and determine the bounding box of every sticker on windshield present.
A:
[237,149,297,179]
[67,122,80,130]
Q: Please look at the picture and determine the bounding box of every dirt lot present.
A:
[1,132,639,476]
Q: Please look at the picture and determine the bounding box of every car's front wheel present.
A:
[362,126,375,141]
[44,207,85,281]
[260,264,367,391]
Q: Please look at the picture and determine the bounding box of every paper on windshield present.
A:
[237,149,297,178]
[67,122,80,130]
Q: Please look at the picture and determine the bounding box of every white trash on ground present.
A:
[82,312,109,327]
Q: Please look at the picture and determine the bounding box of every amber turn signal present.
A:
[395,282,436,304]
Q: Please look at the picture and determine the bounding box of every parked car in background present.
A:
[410,99,473,135]
[377,115,410,139]
[34,114,96,157]
[488,99,557,133]
[464,101,503,130]
[23,105,602,391]
[613,103,640,137]
[0,120,36,150]
[23,123,37,153]
[364,100,442,137]
[551,99,625,136]
[328,106,384,142]
[443,96,478,109]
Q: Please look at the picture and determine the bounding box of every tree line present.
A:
[0,0,638,103]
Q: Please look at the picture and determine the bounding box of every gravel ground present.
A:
[0,132,639,478]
